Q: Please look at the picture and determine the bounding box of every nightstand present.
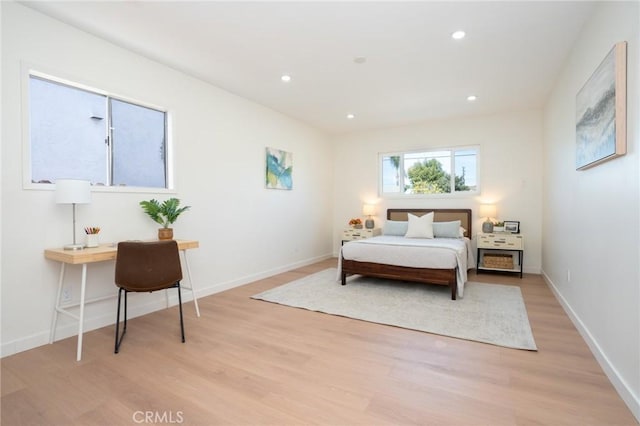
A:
[342,228,381,244]
[476,233,524,278]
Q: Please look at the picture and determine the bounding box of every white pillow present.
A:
[404,212,434,238]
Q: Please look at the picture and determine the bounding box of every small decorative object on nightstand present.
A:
[348,218,363,229]
[476,232,524,278]
[363,204,376,229]
[342,228,381,245]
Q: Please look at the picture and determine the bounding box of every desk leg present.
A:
[49,263,66,344]
[181,250,200,317]
[76,264,88,361]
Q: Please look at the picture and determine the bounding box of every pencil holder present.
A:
[86,234,99,248]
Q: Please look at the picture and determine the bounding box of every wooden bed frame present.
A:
[340,208,473,300]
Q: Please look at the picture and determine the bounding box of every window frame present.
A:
[378,145,480,198]
[22,68,175,194]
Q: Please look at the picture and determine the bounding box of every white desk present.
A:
[45,239,200,361]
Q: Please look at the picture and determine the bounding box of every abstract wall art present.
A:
[576,41,627,170]
[265,147,293,190]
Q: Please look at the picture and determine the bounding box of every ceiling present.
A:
[21,1,596,135]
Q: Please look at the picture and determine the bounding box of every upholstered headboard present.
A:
[387,209,473,237]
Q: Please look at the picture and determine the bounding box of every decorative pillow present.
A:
[459,227,467,238]
[404,212,434,238]
[433,220,462,238]
[383,220,408,236]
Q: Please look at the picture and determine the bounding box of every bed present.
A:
[340,208,473,300]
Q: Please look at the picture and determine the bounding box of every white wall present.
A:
[1,2,333,356]
[332,109,544,274]
[542,1,639,419]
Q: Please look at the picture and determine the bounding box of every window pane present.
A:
[381,155,402,193]
[30,76,107,184]
[405,151,451,194]
[111,99,166,188]
[454,149,477,192]
[380,146,479,197]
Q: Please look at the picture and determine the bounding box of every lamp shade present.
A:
[362,204,376,216]
[479,203,496,220]
[55,179,91,204]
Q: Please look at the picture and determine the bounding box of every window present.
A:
[380,146,478,196]
[29,74,168,188]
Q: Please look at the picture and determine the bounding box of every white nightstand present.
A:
[342,228,381,244]
[476,233,524,278]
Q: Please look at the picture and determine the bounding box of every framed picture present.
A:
[504,221,520,234]
[265,147,293,190]
[576,41,627,170]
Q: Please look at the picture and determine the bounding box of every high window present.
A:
[29,74,168,189]
[380,147,479,196]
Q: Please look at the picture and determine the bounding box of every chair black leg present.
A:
[115,288,122,353]
[114,288,128,353]
[123,290,128,332]
[177,282,185,343]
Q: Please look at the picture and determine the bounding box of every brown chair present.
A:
[114,240,185,353]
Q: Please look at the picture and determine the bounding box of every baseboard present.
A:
[0,294,184,358]
[1,252,333,359]
[188,252,333,299]
[541,269,640,422]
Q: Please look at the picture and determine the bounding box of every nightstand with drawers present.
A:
[342,228,381,244]
[476,233,524,278]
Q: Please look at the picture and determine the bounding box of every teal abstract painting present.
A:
[576,42,627,170]
[265,147,293,190]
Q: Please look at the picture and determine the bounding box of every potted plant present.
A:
[140,198,191,240]
[493,221,505,233]
[349,218,363,229]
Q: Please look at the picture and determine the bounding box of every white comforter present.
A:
[339,236,474,297]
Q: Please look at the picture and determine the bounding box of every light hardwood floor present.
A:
[2,258,637,425]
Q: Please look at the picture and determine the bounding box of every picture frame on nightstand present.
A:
[504,221,520,234]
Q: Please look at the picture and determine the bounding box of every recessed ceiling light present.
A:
[346,113,355,119]
[451,30,466,40]
[281,74,291,82]
[467,95,477,101]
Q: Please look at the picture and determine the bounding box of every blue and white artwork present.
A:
[576,43,626,170]
[265,147,293,190]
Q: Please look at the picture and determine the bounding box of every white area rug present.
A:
[252,268,537,350]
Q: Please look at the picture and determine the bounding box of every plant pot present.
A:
[158,228,173,240]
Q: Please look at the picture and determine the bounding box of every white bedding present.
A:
[339,236,474,297]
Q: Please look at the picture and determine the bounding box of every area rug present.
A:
[251,268,537,350]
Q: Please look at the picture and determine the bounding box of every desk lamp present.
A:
[56,179,91,250]
[479,203,497,233]
[363,204,376,229]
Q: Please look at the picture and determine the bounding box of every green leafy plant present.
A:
[139,198,191,228]
[494,221,505,227]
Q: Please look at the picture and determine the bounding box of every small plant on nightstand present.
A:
[348,218,363,229]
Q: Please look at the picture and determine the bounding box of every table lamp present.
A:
[479,203,497,233]
[363,204,376,229]
[56,179,91,250]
